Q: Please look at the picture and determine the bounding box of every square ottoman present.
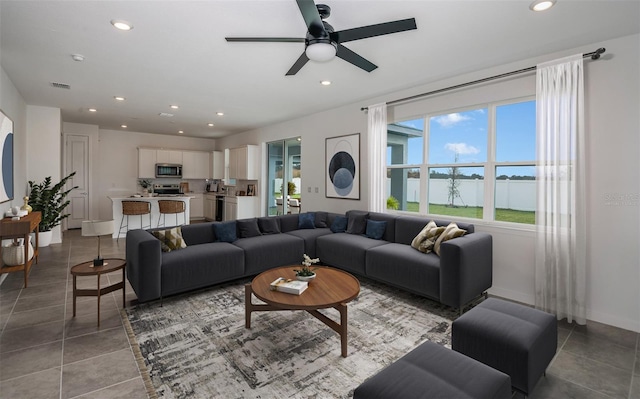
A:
[452,298,557,396]
[353,341,512,399]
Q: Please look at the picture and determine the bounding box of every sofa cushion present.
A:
[368,212,397,242]
[286,228,333,259]
[151,227,187,252]
[365,220,387,240]
[278,214,300,233]
[316,232,388,276]
[179,223,216,246]
[258,217,281,235]
[330,216,348,233]
[410,221,446,254]
[234,233,305,275]
[214,221,237,243]
[237,219,262,238]
[366,243,440,299]
[346,210,369,234]
[298,212,316,229]
[434,222,466,256]
[315,211,328,228]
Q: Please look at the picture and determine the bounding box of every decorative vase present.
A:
[21,196,32,214]
[296,272,316,282]
[2,240,35,266]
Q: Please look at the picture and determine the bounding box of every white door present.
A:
[65,135,89,229]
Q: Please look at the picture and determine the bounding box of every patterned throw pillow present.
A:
[410,221,446,254]
[151,227,187,252]
[433,222,467,256]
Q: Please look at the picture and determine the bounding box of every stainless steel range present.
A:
[153,184,181,196]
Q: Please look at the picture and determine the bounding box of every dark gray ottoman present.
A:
[353,341,512,399]
[452,298,557,396]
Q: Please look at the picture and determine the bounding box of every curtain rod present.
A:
[360,47,606,111]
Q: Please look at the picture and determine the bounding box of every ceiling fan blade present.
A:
[336,44,377,72]
[286,52,310,76]
[333,18,417,43]
[296,0,327,38]
[225,37,305,43]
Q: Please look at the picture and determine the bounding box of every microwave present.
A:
[156,163,182,178]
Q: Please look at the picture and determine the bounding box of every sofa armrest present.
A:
[439,232,493,309]
[126,229,162,302]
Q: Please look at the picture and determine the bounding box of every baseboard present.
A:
[488,286,534,307]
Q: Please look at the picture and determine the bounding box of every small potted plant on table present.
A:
[294,254,320,282]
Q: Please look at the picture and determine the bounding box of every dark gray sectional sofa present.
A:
[125,210,493,312]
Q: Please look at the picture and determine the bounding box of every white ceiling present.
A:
[1,1,639,138]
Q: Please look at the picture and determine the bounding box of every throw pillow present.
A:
[433,222,467,256]
[410,221,446,254]
[346,211,369,235]
[151,227,187,252]
[237,219,262,238]
[315,211,328,228]
[298,213,316,229]
[213,221,237,243]
[258,217,281,235]
[330,215,348,233]
[365,220,387,240]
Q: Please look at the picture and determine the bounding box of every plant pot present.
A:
[2,241,35,266]
[296,272,316,282]
[39,230,53,247]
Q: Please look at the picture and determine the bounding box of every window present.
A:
[386,99,536,224]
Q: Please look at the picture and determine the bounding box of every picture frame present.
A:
[325,133,360,200]
[247,184,256,196]
[0,109,14,204]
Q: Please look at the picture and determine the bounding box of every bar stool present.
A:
[157,200,186,228]
[118,201,151,242]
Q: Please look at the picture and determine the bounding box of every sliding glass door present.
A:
[266,138,301,216]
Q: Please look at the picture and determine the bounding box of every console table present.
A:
[0,211,41,288]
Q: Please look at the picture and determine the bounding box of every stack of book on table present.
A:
[270,278,308,295]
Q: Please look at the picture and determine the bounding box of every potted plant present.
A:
[293,254,320,282]
[28,171,78,247]
[139,179,153,196]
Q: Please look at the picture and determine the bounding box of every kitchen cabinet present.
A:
[183,151,210,179]
[138,148,157,178]
[212,151,224,179]
[157,149,183,165]
[224,196,259,220]
[204,193,217,221]
[224,196,238,221]
[190,193,204,220]
[228,145,258,180]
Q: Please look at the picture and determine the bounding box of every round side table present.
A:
[70,258,126,327]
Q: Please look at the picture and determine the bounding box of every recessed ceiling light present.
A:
[320,80,332,86]
[216,112,224,116]
[121,124,127,128]
[207,123,214,127]
[170,105,179,109]
[178,130,184,134]
[114,96,126,101]
[71,54,85,62]
[529,0,556,11]
[111,20,133,31]
[88,108,97,112]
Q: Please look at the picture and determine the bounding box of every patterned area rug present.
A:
[124,277,459,399]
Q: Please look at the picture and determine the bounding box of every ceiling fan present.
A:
[225,0,417,76]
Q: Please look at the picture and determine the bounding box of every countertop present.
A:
[108,195,194,200]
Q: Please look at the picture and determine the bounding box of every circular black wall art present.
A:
[328,151,356,196]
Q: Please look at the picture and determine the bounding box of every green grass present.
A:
[401,202,535,224]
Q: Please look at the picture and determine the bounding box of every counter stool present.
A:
[118,201,151,242]
[157,200,186,228]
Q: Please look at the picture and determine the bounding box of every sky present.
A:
[391,100,536,177]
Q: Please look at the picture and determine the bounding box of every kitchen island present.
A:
[109,196,193,238]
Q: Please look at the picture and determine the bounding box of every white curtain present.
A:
[534,54,586,325]
[367,103,387,213]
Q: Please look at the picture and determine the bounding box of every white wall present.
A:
[217,33,640,332]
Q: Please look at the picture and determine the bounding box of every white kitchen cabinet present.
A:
[223,196,259,220]
[190,193,204,220]
[228,145,258,180]
[157,149,183,165]
[204,193,217,221]
[138,148,157,178]
[224,196,238,221]
[183,151,210,179]
[212,151,224,179]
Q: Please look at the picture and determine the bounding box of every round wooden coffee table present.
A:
[245,265,360,357]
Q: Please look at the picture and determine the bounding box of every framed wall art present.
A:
[326,133,360,200]
[0,109,14,204]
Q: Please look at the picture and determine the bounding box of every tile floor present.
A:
[0,229,638,398]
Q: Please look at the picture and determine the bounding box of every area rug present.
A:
[123,277,460,399]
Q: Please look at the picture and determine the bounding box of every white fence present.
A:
[388,178,536,211]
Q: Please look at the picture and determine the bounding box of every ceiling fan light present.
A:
[306,42,337,62]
